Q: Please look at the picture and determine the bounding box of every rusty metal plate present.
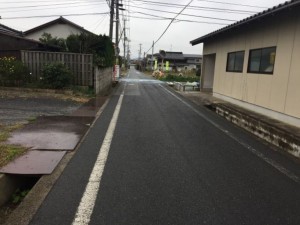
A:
[0,150,66,175]
[6,116,93,150]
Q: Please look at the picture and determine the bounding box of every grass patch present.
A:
[27,117,37,122]
[71,86,95,97]
[0,124,27,168]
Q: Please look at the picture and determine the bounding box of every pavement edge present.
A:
[3,93,112,225]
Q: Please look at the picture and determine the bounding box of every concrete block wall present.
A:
[214,103,300,158]
[94,67,112,95]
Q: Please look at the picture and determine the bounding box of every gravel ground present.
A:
[0,90,87,125]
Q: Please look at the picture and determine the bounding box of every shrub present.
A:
[41,63,73,89]
[159,74,199,82]
[0,57,29,86]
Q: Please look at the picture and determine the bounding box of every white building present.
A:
[24,17,94,41]
[190,0,300,127]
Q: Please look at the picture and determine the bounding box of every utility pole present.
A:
[138,44,142,61]
[123,19,126,68]
[109,0,115,40]
[150,40,154,70]
[115,0,119,50]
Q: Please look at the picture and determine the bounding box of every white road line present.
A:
[160,85,300,184]
[72,89,125,225]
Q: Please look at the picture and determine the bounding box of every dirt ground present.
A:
[0,89,90,125]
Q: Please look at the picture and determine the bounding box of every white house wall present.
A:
[202,11,300,122]
[25,24,84,41]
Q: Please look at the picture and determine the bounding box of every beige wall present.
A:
[202,11,300,122]
[25,24,84,41]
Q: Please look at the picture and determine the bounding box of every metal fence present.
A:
[21,51,93,86]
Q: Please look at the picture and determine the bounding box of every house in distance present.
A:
[23,16,95,41]
[146,51,202,72]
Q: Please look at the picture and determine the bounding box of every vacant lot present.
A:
[0,89,89,125]
[0,89,91,167]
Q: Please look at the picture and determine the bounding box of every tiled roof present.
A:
[183,54,202,58]
[0,24,23,36]
[165,52,185,60]
[190,0,300,45]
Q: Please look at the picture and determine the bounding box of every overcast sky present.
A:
[0,0,287,58]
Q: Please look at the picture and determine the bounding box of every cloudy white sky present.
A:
[0,0,288,58]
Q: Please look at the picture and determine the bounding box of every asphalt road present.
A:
[29,67,300,225]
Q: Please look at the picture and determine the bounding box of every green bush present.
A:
[0,57,29,86]
[159,74,199,82]
[41,63,73,89]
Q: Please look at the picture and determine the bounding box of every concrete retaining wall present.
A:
[0,174,28,207]
[94,67,112,95]
[214,103,300,158]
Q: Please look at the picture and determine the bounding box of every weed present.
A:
[0,144,26,168]
[0,124,22,142]
[71,86,95,97]
[0,124,26,168]
[27,117,37,122]
[11,188,30,204]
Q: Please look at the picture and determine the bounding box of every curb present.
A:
[2,88,116,225]
[175,88,300,160]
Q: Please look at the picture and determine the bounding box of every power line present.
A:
[0,3,107,13]
[0,1,107,10]
[93,14,110,32]
[1,12,109,20]
[0,0,103,3]
[197,0,268,9]
[128,5,238,22]
[145,0,194,54]
[127,13,230,25]
[128,2,254,15]
[130,0,259,14]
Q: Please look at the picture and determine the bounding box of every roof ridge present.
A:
[24,16,94,35]
[190,0,300,45]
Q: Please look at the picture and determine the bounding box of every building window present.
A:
[248,47,276,74]
[226,51,245,72]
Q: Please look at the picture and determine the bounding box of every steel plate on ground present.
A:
[0,150,66,175]
[6,116,93,150]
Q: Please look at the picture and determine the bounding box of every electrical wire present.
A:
[129,0,259,14]
[197,0,268,9]
[0,3,107,13]
[128,14,230,25]
[1,12,109,20]
[145,0,194,54]
[0,0,106,4]
[128,2,253,15]
[93,14,110,32]
[0,1,106,10]
[128,5,238,22]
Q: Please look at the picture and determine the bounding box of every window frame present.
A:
[247,46,276,75]
[226,50,245,73]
